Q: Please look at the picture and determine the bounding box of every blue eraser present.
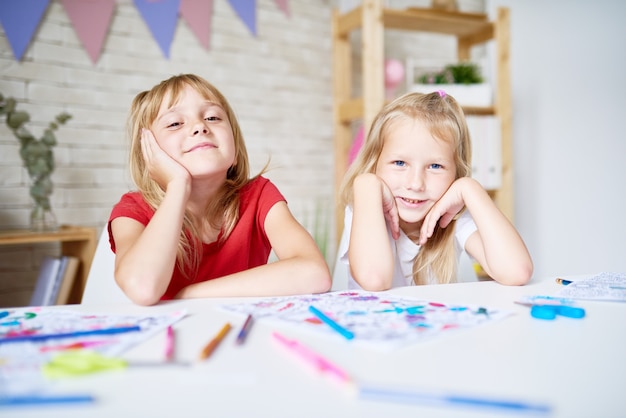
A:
[530,305,557,320]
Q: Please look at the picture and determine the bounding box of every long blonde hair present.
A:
[339,91,472,284]
[127,74,255,278]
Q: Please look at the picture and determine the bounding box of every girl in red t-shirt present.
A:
[109,74,330,305]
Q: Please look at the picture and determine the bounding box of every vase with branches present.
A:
[0,93,72,231]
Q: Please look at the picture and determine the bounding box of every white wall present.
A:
[490,0,626,278]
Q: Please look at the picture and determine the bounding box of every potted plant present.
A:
[407,61,492,107]
[0,93,72,231]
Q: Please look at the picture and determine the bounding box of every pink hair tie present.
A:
[437,90,446,98]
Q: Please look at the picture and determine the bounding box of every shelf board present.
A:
[0,225,95,245]
[336,6,493,40]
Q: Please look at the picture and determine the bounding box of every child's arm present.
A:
[175,201,331,298]
[346,173,399,291]
[420,177,533,285]
[112,130,192,305]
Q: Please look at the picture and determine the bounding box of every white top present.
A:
[336,206,477,289]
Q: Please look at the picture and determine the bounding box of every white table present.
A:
[5,275,626,418]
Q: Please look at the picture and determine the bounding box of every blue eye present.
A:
[430,163,443,169]
[393,160,406,167]
[205,116,220,121]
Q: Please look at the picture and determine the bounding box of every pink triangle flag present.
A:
[133,0,180,59]
[0,0,50,60]
[273,0,290,17]
[61,0,115,64]
[180,0,212,50]
[226,0,256,36]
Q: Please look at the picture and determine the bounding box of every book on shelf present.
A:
[54,256,80,305]
[29,256,80,306]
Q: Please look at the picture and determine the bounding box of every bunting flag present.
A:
[227,0,256,36]
[0,0,50,60]
[133,0,181,59]
[61,0,115,64]
[0,0,290,62]
[180,0,213,50]
[273,0,290,17]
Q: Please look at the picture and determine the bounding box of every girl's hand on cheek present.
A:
[141,129,190,189]
[381,181,400,240]
[419,179,466,245]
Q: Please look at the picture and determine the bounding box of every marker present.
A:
[165,325,175,361]
[308,305,354,340]
[199,322,231,360]
[235,314,253,345]
[555,278,572,285]
[359,385,551,414]
[0,325,142,345]
[272,332,353,385]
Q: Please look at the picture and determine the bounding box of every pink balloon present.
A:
[385,59,405,90]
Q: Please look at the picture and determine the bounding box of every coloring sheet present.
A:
[556,272,626,302]
[220,290,512,350]
[0,308,186,394]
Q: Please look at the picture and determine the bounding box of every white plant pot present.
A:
[408,83,493,107]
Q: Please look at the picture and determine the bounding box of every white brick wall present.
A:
[0,0,484,307]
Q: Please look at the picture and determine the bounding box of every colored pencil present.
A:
[359,385,551,414]
[0,393,95,407]
[0,325,142,345]
[308,305,354,340]
[199,322,231,360]
[235,314,254,345]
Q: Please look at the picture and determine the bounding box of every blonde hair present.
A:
[339,91,472,285]
[127,74,255,278]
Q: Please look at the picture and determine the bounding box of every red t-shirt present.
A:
[108,176,285,300]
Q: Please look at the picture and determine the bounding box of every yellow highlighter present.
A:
[43,350,190,379]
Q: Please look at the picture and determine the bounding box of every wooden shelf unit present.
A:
[332,1,513,239]
[0,225,97,304]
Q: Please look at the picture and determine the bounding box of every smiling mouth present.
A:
[399,197,425,204]
[187,143,216,152]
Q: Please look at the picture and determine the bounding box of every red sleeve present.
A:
[107,192,154,252]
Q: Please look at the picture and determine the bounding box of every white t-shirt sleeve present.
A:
[455,210,477,250]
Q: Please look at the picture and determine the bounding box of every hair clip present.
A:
[436,90,446,98]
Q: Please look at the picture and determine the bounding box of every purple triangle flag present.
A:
[227,0,256,36]
[0,0,51,60]
[133,0,180,58]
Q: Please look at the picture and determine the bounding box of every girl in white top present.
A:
[337,91,533,290]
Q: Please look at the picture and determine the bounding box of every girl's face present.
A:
[151,84,236,179]
[375,117,456,234]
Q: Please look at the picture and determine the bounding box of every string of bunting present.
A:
[0,0,290,63]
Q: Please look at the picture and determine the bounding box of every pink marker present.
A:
[165,326,175,361]
[272,332,352,385]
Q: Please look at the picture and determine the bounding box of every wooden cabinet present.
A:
[332,1,513,239]
[0,225,97,304]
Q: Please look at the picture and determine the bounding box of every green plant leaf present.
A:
[42,129,57,146]
[7,111,29,129]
